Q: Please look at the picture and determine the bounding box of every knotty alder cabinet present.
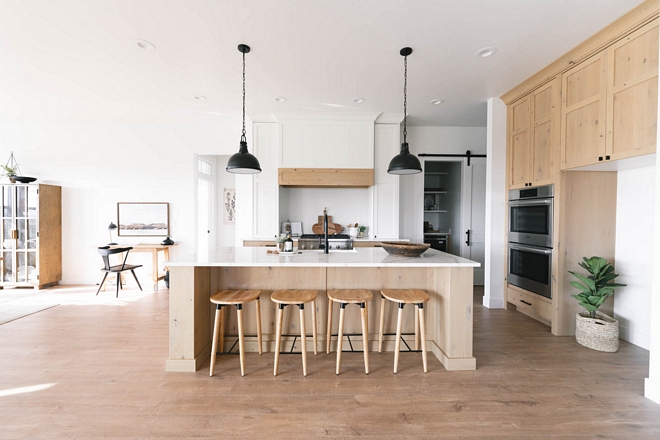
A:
[0,184,62,289]
[561,19,658,169]
[508,78,560,189]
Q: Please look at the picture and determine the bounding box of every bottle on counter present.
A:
[284,234,294,252]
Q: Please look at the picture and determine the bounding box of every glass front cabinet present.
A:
[0,184,61,289]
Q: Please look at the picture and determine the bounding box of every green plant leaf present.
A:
[569,281,591,294]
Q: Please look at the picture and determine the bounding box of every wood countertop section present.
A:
[166,246,479,268]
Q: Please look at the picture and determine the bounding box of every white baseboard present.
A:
[619,325,651,350]
[482,296,504,309]
[645,378,660,405]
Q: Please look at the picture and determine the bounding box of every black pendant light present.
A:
[387,47,422,175]
[226,44,262,174]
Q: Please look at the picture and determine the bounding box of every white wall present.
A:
[614,166,655,349]
[215,155,236,248]
[0,114,243,285]
[483,98,507,308]
[399,126,488,242]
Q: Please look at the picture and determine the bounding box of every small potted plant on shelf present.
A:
[357,225,367,238]
[569,256,626,352]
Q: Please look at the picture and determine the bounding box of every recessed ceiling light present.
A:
[194,95,207,101]
[476,47,496,58]
[274,97,287,102]
[430,99,444,105]
[136,40,156,50]
[353,97,365,103]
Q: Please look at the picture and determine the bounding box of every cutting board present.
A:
[311,215,343,235]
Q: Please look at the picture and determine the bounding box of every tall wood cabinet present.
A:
[0,184,61,289]
[504,4,658,335]
[508,77,560,189]
[561,19,658,169]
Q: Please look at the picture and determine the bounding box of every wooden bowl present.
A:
[380,242,431,257]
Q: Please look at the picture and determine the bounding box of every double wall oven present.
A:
[507,184,553,299]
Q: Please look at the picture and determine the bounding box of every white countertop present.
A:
[166,246,480,268]
[242,237,410,242]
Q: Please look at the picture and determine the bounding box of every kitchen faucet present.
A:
[323,208,329,254]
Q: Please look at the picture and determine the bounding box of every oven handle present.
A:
[508,198,552,206]
[508,243,552,255]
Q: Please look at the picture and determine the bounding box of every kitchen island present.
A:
[165,247,479,372]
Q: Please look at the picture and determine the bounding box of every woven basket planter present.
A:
[575,311,619,352]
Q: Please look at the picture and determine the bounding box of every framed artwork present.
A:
[117,202,170,236]
[223,188,235,224]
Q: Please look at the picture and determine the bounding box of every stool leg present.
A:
[299,304,307,377]
[414,306,420,351]
[210,304,222,377]
[274,304,284,376]
[378,296,385,353]
[418,303,428,373]
[311,298,318,356]
[218,307,225,354]
[255,297,263,355]
[394,303,404,374]
[360,302,369,375]
[336,303,346,375]
[326,299,333,354]
[237,304,246,377]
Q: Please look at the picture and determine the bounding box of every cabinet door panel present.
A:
[565,58,603,107]
[561,52,607,169]
[564,101,604,165]
[533,85,553,121]
[508,97,531,188]
[532,120,552,183]
[607,20,658,160]
[612,23,658,87]
[610,77,658,157]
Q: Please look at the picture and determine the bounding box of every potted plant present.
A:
[357,225,366,238]
[275,234,288,252]
[569,256,626,352]
[2,165,18,183]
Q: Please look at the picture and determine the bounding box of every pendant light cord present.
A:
[241,50,247,143]
[403,54,407,144]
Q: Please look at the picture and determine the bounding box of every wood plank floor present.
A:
[1,285,659,439]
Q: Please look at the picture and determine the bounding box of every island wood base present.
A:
[166,265,475,372]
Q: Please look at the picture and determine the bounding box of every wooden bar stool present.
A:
[378,289,430,373]
[271,289,318,377]
[326,289,372,375]
[209,290,262,377]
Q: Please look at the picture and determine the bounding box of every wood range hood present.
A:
[278,168,374,188]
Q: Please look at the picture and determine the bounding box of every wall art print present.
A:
[223,188,235,224]
[117,202,170,236]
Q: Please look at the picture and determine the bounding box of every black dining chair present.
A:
[96,246,143,297]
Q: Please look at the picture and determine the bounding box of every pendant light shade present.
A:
[227,44,262,174]
[388,47,422,175]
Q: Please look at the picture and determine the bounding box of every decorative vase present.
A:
[9,177,16,183]
[277,242,285,252]
[575,311,619,352]
[161,236,175,245]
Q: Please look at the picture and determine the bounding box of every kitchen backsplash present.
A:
[278,187,372,235]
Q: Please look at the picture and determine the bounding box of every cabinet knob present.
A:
[606,155,610,160]
[598,157,603,161]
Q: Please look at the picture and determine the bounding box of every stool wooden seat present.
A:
[271,289,318,377]
[379,289,430,373]
[327,289,373,375]
[209,289,262,377]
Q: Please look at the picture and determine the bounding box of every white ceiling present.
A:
[0,0,645,127]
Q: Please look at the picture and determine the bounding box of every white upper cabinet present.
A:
[372,124,400,239]
[252,122,279,238]
[279,120,375,169]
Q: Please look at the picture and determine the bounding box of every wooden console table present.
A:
[108,244,176,291]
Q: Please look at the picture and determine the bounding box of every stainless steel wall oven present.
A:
[507,184,554,299]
